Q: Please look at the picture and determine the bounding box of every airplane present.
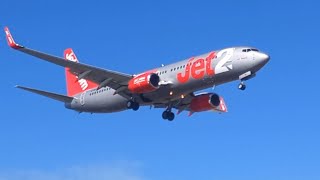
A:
[4,27,270,121]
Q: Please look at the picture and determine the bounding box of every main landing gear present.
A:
[126,100,140,111]
[162,110,175,121]
[127,99,175,121]
[162,106,175,121]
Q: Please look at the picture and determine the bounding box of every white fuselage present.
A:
[66,47,269,113]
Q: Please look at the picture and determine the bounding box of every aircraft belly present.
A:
[143,78,212,103]
[71,90,128,113]
[214,71,239,86]
[143,69,240,103]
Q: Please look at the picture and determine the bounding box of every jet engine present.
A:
[128,73,160,94]
[189,93,227,112]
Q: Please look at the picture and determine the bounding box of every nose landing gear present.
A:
[238,81,246,90]
[238,71,256,91]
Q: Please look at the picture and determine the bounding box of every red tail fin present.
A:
[64,48,98,96]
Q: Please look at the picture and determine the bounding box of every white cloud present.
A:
[0,161,146,180]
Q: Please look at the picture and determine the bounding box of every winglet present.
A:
[4,27,23,49]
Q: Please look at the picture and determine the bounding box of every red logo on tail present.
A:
[64,48,98,96]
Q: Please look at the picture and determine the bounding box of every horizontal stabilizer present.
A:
[16,85,74,103]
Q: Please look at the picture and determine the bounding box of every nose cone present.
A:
[258,52,270,64]
[255,52,270,70]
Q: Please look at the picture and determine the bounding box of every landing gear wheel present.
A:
[238,82,246,90]
[132,102,139,111]
[162,111,169,120]
[162,111,175,121]
[167,112,175,121]
[127,100,140,111]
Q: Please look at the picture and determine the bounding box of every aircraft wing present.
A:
[153,92,227,116]
[5,27,133,99]
[152,93,194,112]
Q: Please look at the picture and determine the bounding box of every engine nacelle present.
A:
[128,73,160,94]
[189,93,227,112]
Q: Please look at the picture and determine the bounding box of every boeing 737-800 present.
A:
[4,27,270,121]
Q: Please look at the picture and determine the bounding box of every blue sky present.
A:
[0,0,320,179]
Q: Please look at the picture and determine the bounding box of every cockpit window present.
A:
[242,49,250,52]
[242,48,259,52]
